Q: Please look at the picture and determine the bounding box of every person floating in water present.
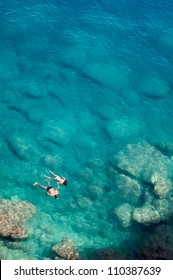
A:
[44,170,68,186]
[33,180,59,199]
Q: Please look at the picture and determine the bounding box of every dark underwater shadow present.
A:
[84,221,173,260]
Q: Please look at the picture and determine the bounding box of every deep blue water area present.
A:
[1,0,173,259]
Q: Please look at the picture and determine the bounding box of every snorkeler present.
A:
[44,170,68,186]
[33,180,59,199]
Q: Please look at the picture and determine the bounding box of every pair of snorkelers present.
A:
[33,170,68,199]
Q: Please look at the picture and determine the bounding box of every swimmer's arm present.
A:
[49,170,61,180]
[47,192,51,196]
[49,170,57,176]
[46,177,57,181]
[44,175,58,181]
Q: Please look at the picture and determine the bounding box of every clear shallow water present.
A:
[1,0,173,259]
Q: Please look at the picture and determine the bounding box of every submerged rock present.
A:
[138,77,169,99]
[113,142,172,198]
[52,237,79,260]
[114,203,133,228]
[6,134,36,161]
[151,173,171,198]
[133,204,160,224]
[42,119,76,147]
[113,142,170,183]
[0,241,30,260]
[116,174,141,205]
[0,199,36,240]
[24,84,44,99]
[106,117,144,140]
[42,154,62,169]
[155,141,173,157]
[153,199,173,221]
[111,141,173,225]
[82,62,129,91]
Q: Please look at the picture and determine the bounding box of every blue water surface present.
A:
[0,0,173,259]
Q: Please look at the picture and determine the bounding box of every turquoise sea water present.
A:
[1,0,173,259]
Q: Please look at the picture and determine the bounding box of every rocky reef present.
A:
[138,77,169,99]
[52,237,79,260]
[110,141,173,227]
[114,203,134,228]
[0,199,36,240]
[133,204,160,224]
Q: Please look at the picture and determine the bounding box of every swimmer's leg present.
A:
[44,175,52,180]
[33,182,47,190]
[45,180,51,186]
[49,170,61,180]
